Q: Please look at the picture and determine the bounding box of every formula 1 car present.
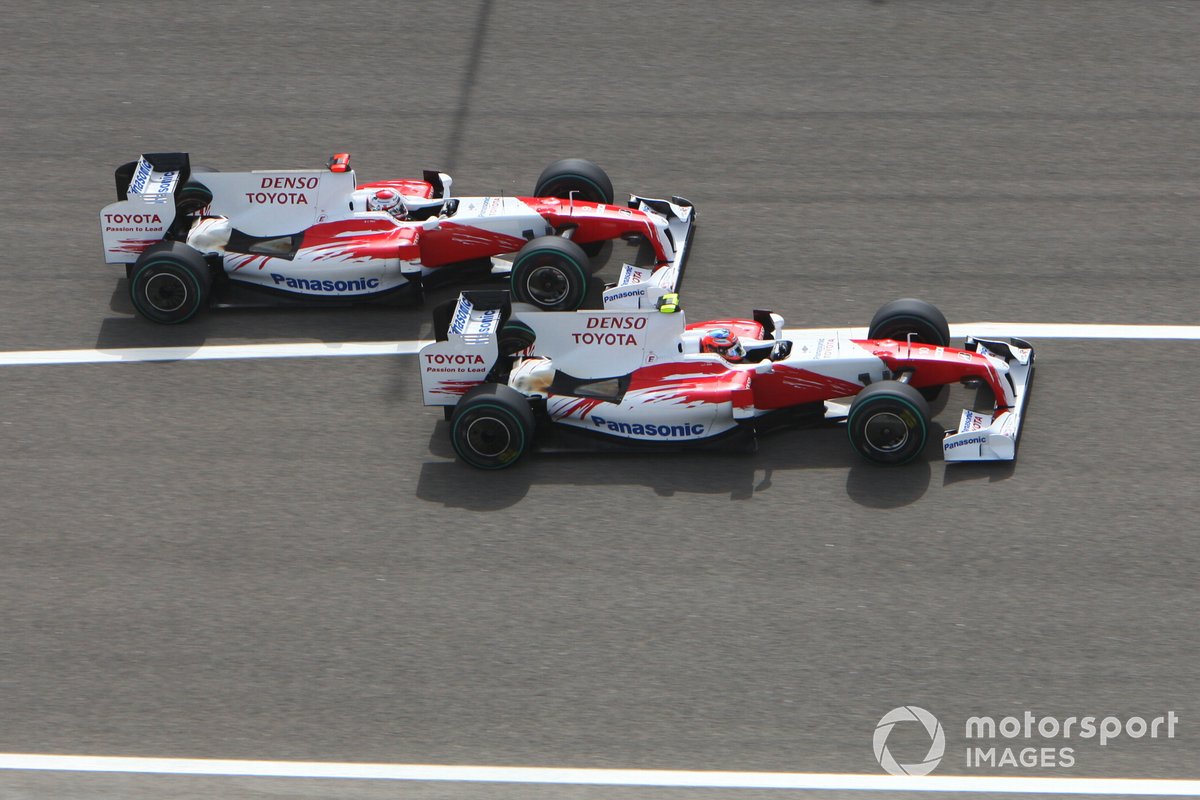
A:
[99,152,695,323]
[419,292,1034,468]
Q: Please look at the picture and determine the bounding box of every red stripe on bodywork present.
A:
[299,218,421,262]
[112,238,157,255]
[228,253,275,271]
[520,197,670,264]
[550,395,608,421]
[417,222,527,267]
[431,380,483,397]
[855,339,1011,408]
[751,365,865,409]
[627,361,752,407]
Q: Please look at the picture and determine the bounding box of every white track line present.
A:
[0,340,428,366]
[0,755,1198,795]
[0,323,1198,368]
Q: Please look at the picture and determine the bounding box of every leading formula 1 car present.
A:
[419,292,1034,469]
[99,152,695,323]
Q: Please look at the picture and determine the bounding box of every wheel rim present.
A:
[862,411,910,453]
[525,265,570,306]
[144,272,189,313]
[464,415,513,458]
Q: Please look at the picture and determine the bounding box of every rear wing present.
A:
[942,337,1035,462]
[419,292,507,405]
[100,153,190,263]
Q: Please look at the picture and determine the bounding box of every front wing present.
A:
[942,337,1035,462]
[601,195,696,310]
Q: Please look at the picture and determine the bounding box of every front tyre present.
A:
[533,158,615,205]
[868,298,951,401]
[867,298,950,347]
[450,383,536,470]
[129,241,211,324]
[846,380,931,465]
[510,236,590,311]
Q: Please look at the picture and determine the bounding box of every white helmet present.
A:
[368,188,405,217]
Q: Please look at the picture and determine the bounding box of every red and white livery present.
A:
[100,152,695,323]
[420,292,1035,468]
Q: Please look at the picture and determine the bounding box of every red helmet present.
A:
[700,328,745,362]
[368,188,405,217]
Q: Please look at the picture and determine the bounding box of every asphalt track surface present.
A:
[1,1,1198,797]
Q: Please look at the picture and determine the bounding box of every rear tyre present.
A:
[450,383,535,469]
[868,298,951,400]
[534,158,615,205]
[129,241,211,324]
[510,236,590,311]
[178,164,218,212]
[498,320,536,356]
[431,298,457,342]
[175,179,213,216]
[847,380,931,465]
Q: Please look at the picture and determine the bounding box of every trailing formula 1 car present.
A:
[419,292,1035,469]
[99,152,695,323]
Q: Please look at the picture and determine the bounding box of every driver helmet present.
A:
[699,328,745,362]
[367,188,406,218]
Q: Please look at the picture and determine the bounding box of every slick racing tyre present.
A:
[431,298,457,342]
[867,298,951,347]
[534,158,615,205]
[867,298,952,401]
[173,166,219,217]
[129,241,212,324]
[535,159,614,259]
[498,320,536,357]
[175,179,214,216]
[846,380,931,465]
[450,383,536,470]
[511,236,590,311]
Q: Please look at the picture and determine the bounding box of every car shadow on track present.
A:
[415,421,938,509]
[97,248,629,352]
[98,279,465,352]
[414,377,1024,510]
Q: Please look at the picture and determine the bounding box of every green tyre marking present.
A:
[847,395,929,465]
[515,249,588,310]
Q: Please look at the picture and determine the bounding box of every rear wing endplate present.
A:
[419,291,507,406]
[100,153,189,263]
